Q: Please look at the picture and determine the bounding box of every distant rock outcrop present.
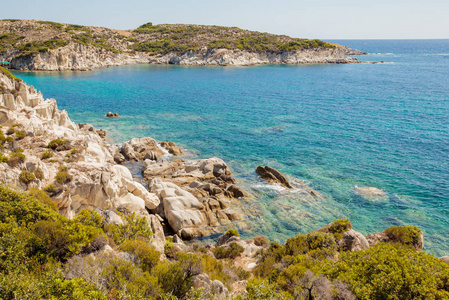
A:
[0,19,364,71]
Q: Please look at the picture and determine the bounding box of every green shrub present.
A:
[384,225,422,248]
[153,253,201,298]
[41,150,54,160]
[11,123,20,128]
[72,210,104,228]
[8,152,25,167]
[213,242,244,259]
[225,228,240,237]
[0,66,22,81]
[47,139,66,150]
[55,166,72,184]
[37,20,64,29]
[28,188,58,211]
[327,243,449,299]
[43,184,60,196]
[6,128,14,135]
[0,263,106,299]
[101,256,161,298]
[33,167,44,180]
[244,278,293,300]
[0,184,61,225]
[164,236,176,257]
[16,38,68,56]
[19,170,36,184]
[254,235,270,246]
[104,212,152,245]
[285,232,337,256]
[0,154,7,163]
[120,240,160,272]
[15,131,26,140]
[319,219,352,240]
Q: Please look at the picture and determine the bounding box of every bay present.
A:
[13,39,449,255]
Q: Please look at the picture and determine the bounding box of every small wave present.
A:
[156,144,172,157]
[251,182,304,194]
[368,53,393,55]
[251,182,286,192]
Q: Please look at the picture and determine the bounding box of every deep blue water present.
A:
[13,40,449,255]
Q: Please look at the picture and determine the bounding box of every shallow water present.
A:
[13,39,449,255]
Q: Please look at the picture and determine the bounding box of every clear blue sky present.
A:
[2,0,448,39]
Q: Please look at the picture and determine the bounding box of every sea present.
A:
[12,39,449,256]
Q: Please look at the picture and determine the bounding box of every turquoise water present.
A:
[13,40,449,255]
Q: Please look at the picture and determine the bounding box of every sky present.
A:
[1,0,448,39]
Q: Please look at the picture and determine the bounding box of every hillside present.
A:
[0,19,363,70]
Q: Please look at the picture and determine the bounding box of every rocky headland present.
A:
[0,19,365,71]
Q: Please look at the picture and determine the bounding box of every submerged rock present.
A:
[353,186,388,202]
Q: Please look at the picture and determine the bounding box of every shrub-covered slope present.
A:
[0,19,362,70]
[1,184,448,300]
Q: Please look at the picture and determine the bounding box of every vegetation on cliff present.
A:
[132,22,335,54]
[0,184,448,299]
[0,19,337,62]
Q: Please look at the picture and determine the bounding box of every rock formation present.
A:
[0,68,249,244]
[256,165,293,188]
[353,186,388,202]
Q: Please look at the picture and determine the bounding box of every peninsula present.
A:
[0,19,364,70]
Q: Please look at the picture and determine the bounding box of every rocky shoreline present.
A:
[5,44,362,71]
[0,67,257,249]
[0,19,367,71]
[3,67,449,299]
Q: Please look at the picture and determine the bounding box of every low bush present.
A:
[15,131,26,140]
[319,219,352,240]
[225,228,240,237]
[6,128,14,135]
[153,253,202,298]
[285,232,337,256]
[104,212,153,245]
[19,170,36,184]
[254,235,270,246]
[47,139,66,150]
[0,66,22,82]
[43,184,60,196]
[55,166,72,184]
[34,167,44,180]
[120,240,160,272]
[213,242,244,259]
[28,188,58,211]
[41,150,54,160]
[327,243,449,299]
[384,225,422,247]
[8,152,25,167]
